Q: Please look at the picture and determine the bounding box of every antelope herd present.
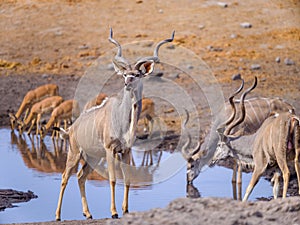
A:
[8,29,300,220]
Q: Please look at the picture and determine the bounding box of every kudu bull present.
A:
[182,77,295,185]
[55,29,174,220]
[216,85,300,201]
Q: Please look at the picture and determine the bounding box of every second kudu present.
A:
[181,77,295,187]
[55,29,174,220]
[216,83,300,201]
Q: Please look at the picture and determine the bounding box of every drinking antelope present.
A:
[54,29,174,220]
[9,84,59,130]
[17,96,64,136]
[211,77,297,200]
[182,78,295,185]
[39,99,80,139]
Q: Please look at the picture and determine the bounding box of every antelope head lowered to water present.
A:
[55,29,175,221]
[181,76,295,185]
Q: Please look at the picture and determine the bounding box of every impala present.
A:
[17,96,63,136]
[9,84,59,129]
[39,99,80,139]
[54,29,174,220]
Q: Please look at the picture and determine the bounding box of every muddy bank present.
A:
[0,189,37,212]
[9,197,300,225]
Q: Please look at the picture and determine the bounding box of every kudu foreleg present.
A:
[107,152,118,218]
[120,150,131,215]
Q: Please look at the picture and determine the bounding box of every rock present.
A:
[78,44,89,50]
[284,58,295,65]
[198,24,205,30]
[207,46,223,52]
[232,73,241,80]
[158,9,163,14]
[187,65,194,70]
[240,22,252,28]
[230,34,237,39]
[275,57,281,63]
[42,74,49,79]
[250,64,261,70]
[0,189,38,211]
[170,73,180,79]
[217,2,228,8]
[166,44,175,50]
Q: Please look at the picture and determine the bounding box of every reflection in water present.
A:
[10,131,166,186]
[2,128,274,224]
[10,131,67,174]
[186,183,201,198]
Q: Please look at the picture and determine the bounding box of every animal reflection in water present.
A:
[10,130,163,185]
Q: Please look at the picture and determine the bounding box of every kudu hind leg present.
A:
[55,148,81,221]
[242,161,267,202]
[276,157,290,198]
[77,162,93,219]
[294,122,300,195]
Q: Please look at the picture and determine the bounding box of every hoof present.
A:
[123,210,129,214]
[55,218,61,221]
[112,214,119,219]
[83,213,93,220]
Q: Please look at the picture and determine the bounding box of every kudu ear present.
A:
[112,60,128,76]
[135,60,155,77]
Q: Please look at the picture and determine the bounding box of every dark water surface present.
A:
[0,128,272,224]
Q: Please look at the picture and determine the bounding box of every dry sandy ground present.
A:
[0,0,300,224]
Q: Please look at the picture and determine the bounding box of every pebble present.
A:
[240,22,252,28]
[158,9,163,14]
[250,64,261,70]
[187,65,194,70]
[275,57,280,63]
[232,73,241,80]
[42,74,49,79]
[170,73,180,79]
[217,2,228,8]
[230,34,237,39]
[198,24,205,30]
[284,58,295,65]
[78,44,89,50]
[166,44,175,50]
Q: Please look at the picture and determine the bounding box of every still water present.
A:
[0,128,273,224]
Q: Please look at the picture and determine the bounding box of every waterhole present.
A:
[0,128,273,224]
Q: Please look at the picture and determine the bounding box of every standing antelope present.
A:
[211,78,298,200]
[84,93,160,138]
[55,29,174,221]
[181,79,295,185]
[39,99,80,139]
[17,96,63,136]
[242,111,300,201]
[9,84,59,129]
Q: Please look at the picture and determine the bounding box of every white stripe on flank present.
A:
[84,97,109,114]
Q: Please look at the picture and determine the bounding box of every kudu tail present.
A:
[53,127,69,139]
